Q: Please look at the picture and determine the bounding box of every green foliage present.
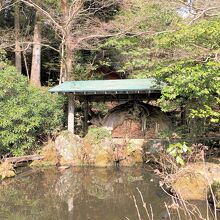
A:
[92,103,109,114]
[0,50,7,62]
[101,14,220,131]
[100,37,150,75]
[0,65,64,156]
[97,1,181,76]
[167,142,191,166]
[85,127,111,144]
[113,0,180,32]
[156,61,220,122]
[155,17,220,55]
[73,51,101,80]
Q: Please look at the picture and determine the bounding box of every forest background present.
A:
[0,0,220,156]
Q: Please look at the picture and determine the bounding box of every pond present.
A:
[1,165,218,220]
[0,166,172,220]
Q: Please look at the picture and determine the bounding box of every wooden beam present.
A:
[75,93,161,102]
[82,100,89,136]
[68,94,75,134]
[2,155,44,166]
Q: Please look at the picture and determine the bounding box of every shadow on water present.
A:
[0,166,215,220]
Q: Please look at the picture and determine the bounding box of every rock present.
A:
[172,173,208,200]
[53,128,146,167]
[112,120,143,138]
[113,139,144,166]
[131,149,143,163]
[41,141,59,166]
[55,131,83,162]
[95,151,112,167]
[171,162,220,201]
[31,141,60,167]
[83,128,145,166]
[82,127,114,166]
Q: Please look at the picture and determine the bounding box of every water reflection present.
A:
[0,166,170,220]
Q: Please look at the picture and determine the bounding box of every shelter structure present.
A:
[49,78,163,134]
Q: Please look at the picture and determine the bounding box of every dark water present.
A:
[0,166,217,220]
[0,166,171,220]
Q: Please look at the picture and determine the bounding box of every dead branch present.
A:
[19,0,62,30]
[189,5,220,25]
[1,154,44,167]
[0,41,59,52]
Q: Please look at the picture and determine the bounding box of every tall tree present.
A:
[20,0,120,82]
[59,0,79,82]
[30,12,41,86]
[14,2,22,72]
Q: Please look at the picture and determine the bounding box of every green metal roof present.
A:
[49,78,162,95]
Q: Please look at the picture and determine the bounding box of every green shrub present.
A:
[85,127,111,144]
[167,142,192,166]
[0,65,64,156]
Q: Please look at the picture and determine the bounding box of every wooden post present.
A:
[68,94,75,134]
[83,100,89,136]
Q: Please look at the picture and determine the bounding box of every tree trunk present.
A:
[30,13,41,86]
[14,2,22,72]
[60,0,73,82]
[65,35,73,81]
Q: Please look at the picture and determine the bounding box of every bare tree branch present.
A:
[0,41,59,52]
[19,0,62,30]
[189,5,220,24]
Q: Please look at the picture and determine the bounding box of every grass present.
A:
[129,187,218,220]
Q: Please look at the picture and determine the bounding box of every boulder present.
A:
[52,128,146,167]
[113,138,144,166]
[55,131,83,162]
[95,150,112,167]
[171,162,220,201]
[83,128,144,167]
[172,173,208,200]
[83,127,114,167]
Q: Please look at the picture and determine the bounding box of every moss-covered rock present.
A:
[55,131,83,162]
[83,127,114,167]
[171,163,220,201]
[172,173,208,200]
[38,128,145,167]
[95,151,113,167]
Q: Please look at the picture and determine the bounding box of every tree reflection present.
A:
[0,167,169,220]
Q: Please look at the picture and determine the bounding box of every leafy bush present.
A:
[85,127,111,144]
[167,142,191,166]
[0,65,64,156]
[157,61,220,123]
